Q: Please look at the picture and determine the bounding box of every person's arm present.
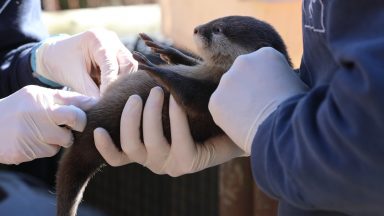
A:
[0,0,138,99]
[251,2,384,213]
[0,0,49,98]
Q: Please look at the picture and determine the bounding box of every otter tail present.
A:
[56,139,104,216]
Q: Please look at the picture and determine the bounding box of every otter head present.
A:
[193,15,291,68]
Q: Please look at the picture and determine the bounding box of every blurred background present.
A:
[40,0,302,216]
[41,0,302,66]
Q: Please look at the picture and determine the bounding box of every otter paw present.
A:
[139,33,182,65]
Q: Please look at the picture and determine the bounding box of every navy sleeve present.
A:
[251,1,384,215]
[0,0,49,98]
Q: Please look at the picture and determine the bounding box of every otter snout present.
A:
[194,25,210,38]
[193,25,202,35]
[193,25,211,46]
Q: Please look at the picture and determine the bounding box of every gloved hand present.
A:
[94,87,244,176]
[0,85,97,165]
[34,29,138,98]
[209,47,308,154]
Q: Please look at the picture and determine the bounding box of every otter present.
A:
[55,15,292,216]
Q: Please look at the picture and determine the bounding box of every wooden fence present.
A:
[42,0,157,11]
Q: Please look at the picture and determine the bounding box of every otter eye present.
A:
[212,27,222,34]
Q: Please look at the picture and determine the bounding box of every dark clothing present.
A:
[0,0,58,186]
[0,0,48,98]
[252,0,384,215]
[0,1,99,215]
[0,171,104,216]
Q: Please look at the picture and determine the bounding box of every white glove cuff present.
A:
[32,34,69,87]
[244,99,280,154]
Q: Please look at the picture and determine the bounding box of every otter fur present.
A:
[55,15,291,216]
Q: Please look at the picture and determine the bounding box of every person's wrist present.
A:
[243,98,282,154]
[31,34,69,88]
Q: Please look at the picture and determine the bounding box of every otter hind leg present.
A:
[139,33,199,66]
[133,51,217,115]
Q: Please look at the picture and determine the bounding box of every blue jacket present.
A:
[0,0,48,98]
[252,1,384,215]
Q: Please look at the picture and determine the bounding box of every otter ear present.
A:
[257,42,293,67]
[257,42,272,49]
[133,52,217,115]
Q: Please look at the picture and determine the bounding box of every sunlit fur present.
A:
[193,15,291,68]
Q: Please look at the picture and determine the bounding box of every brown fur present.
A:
[55,15,291,216]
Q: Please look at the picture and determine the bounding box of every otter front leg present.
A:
[133,52,216,116]
[139,33,201,66]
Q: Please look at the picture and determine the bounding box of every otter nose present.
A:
[194,26,201,34]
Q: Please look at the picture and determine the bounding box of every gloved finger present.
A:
[38,124,74,148]
[143,87,170,173]
[120,95,147,164]
[97,49,120,95]
[14,142,60,164]
[8,129,63,164]
[50,104,87,132]
[117,46,138,75]
[168,95,196,166]
[53,89,98,111]
[80,73,101,98]
[25,135,62,159]
[94,127,131,167]
[169,95,195,148]
[92,30,122,94]
[160,96,196,176]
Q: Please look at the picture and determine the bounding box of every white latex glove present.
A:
[0,85,97,165]
[209,47,308,155]
[34,29,138,98]
[94,87,244,176]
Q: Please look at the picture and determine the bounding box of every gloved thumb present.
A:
[94,127,131,166]
[53,89,98,111]
[96,46,138,95]
[50,90,98,131]
[50,105,87,132]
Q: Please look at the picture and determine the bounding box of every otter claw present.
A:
[145,41,164,50]
[139,34,199,66]
[139,34,175,63]
[132,51,155,67]
[137,64,153,71]
[133,52,159,76]
[139,33,154,42]
[132,51,159,74]
[142,38,171,59]
[139,33,166,51]
[134,56,175,92]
